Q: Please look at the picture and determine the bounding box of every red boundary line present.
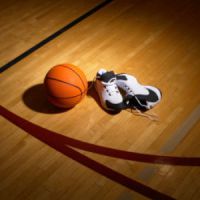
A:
[1,105,199,166]
[0,105,175,200]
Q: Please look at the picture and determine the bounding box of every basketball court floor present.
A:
[0,0,200,199]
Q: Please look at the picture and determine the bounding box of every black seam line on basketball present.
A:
[48,88,88,99]
[0,0,113,73]
[60,65,86,90]
[46,77,82,94]
[48,92,84,99]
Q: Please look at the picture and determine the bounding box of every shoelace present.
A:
[89,77,119,95]
[125,95,159,121]
[119,83,135,96]
[126,108,159,121]
[103,82,120,96]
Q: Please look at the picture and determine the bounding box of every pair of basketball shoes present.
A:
[95,69,162,112]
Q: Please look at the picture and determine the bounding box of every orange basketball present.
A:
[44,64,88,108]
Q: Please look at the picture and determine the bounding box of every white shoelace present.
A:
[126,108,159,121]
[103,82,119,95]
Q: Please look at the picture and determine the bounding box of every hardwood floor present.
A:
[0,0,200,199]
[0,0,102,67]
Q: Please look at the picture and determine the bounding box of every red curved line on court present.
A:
[0,105,200,166]
[0,105,174,200]
[54,146,174,200]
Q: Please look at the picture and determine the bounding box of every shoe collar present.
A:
[97,71,116,84]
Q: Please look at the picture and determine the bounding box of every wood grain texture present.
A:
[0,0,200,199]
[0,0,102,66]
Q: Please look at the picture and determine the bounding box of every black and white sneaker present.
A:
[95,69,125,111]
[116,73,162,112]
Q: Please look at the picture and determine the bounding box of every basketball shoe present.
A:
[95,69,125,111]
[116,73,162,112]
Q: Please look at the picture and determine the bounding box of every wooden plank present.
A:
[0,0,103,67]
[1,0,200,199]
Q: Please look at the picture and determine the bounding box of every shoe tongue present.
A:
[99,71,116,83]
[98,69,107,75]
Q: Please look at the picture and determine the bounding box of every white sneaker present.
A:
[95,69,125,111]
[116,73,162,111]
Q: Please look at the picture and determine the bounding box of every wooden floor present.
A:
[0,0,102,66]
[0,0,200,199]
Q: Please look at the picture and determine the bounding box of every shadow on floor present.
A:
[22,83,68,114]
[87,81,121,115]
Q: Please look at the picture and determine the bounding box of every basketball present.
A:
[44,64,88,108]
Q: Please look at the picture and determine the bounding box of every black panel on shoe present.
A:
[135,88,159,103]
[116,74,128,80]
[124,95,148,112]
[106,100,126,111]
[97,71,116,83]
